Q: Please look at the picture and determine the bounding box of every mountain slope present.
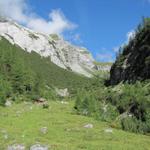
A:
[0,17,96,77]
[0,37,92,91]
[0,101,150,149]
[109,18,150,85]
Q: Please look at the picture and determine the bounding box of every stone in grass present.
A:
[60,101,68,105]
[30,106,33,110]
[30,144,48,150]
[104,128,113,133]
[40,127,48,134]
[4,134,8,139]
[84,124,93,129]
[5,100,12,107]
[7,144,25,150]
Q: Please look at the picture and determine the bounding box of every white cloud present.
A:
[0,0,77,35]
[27,10,77,34]
[0,0,28,23]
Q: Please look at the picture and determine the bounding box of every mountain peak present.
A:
[0,19,96,77]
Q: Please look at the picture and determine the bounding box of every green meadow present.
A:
[0,101,150,150]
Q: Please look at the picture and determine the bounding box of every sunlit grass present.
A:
[0,101,150,150]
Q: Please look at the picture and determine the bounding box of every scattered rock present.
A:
[55,88,69,97]
[30,144,48,150]
[4,134,8,139]
[104,128,113,133]
[1,129,8,139]
[82,109,88,115]
[34,98,47,105]
[84,124,93,129]
[128,114,132,117]
[5,100,12,107]
[40,127,48,134]
[102,105,108,113]
[60,101,68,105]
[7,144,25,150]
[15,111,22,117]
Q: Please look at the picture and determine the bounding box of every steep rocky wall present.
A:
[0,18,96,77]
[109,18,150,85]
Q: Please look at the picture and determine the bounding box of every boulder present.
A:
[84,124,93,129]
[7,144,25,150]
[60,101,68,105]
[104,128,113,133]
[40,127,48,134]
[34,98,47,106]
[30,144,48,150]
[5,100,12,107]
[4,134,8,139]
[35,98,46,103]
[55,88,69,97]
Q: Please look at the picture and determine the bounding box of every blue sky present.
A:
[0,0,150,62]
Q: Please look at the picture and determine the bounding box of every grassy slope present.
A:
[94,61,113,66]
[0,38,91,90]
[0,101,150,150]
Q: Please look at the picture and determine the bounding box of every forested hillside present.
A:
[109,18,150,85]
[0,37,92,105]
[74,19,150,134]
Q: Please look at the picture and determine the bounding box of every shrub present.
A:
[107,81,150,133]
[121,117,139,133]
[74,88,119,122]
[0,76,12,106]
[43,103,49,109]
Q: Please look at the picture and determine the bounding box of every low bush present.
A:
[74,80,150,134]
[43,103,49,109]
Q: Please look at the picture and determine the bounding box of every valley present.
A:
[0,10,150,150]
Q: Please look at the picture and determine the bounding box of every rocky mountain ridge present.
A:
[0,18,96,77]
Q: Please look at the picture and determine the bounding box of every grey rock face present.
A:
[5,100,12,107]
[7,144,25,150]
[55,88,69,97]
[104,128,113,133]
[40,127,48,134]
[0,19,96,77]
[30,144,48,150]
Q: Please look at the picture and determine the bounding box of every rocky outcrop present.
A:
[109,18,150,85]
[55,88,69,97]
[94,62,112,72]
[0,18,96,77]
